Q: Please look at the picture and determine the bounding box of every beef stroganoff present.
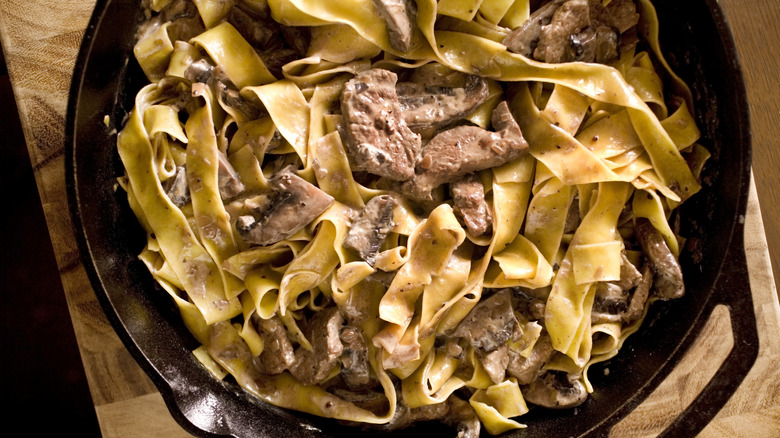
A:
[117,0,707,435]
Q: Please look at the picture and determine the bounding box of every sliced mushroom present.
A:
[450,174,492,237]
[615,252,643,290]
[253,314,296,374]
[451,289,520,352]
[339,326,372,390]
[236,167,334,246]
[397,74,490,132]
[591,282,629,324]
[373,0,417,52]
[403,101,529,200]
[340,68,422,181]
[507,332,555,385]
[522,371,588,409]
[217,151,245,199]
[635,218,684,300]
[184,58,215,84]
[533,0,591,63]
[623,264,652,323]
[290,307,344,385]
[343,195,396,265]
[227,4,278,49]
[164,165,190,207]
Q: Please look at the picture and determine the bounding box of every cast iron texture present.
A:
[65,0,757,436]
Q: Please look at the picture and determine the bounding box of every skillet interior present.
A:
[65,0,756,436]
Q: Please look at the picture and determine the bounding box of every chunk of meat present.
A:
[502,0,565,57]
[374,0,417,52]
[340,69,421,181]
[164,165,190,207]
[522,371,588,409]
[253,314,296,374]
[403,101,529,200]
[397,74,490,133]
[635,218,684,300]
[159,0,205,42]
[227,4,277,49]
[507,332,555,384]
[512,287,548,321]
[290,307,345,385]
[451,289,520,352]
[217,151,245,199]
[450,174,492,236]
[533,0,591,63]
[480,344,510,384]
[236,167,334,246]
[339,326,372,389]
[571,25,619,63]
[504,0,639,65]
[343,195,396,265]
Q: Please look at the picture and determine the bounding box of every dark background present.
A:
[0,45,101,435]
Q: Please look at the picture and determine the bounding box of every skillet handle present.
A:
[658,233,759,437]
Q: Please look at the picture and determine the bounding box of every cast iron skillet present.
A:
[66,1,757,436]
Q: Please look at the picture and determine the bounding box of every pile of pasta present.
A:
[117,0,708,435]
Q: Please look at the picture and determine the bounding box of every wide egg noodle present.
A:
[118,82,241,324]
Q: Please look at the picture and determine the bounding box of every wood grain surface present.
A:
[1,0,778,436]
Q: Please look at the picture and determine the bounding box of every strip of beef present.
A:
[534,0,591,63]
[507,331,555,384]
[397,74,490,133]
[512,287,547,321]
[341,69,421,181]
[160,0,205,43]
[236,167,334,246]
[635,218,684,299]
[450,174,492,236]
[503,0,566,57]
[227,4,278,49]
[403,101,529,200]
[374,0,417,52]
[339,326,372,389]
[290,307,345,385]
[451,289,520,352]
[522,371,588,409]
[164,165,190,207]
[480,344,510,384]
[217,151,245,199]
[504,0,639,64]
[343,195,396,265]
[253,314,296,374]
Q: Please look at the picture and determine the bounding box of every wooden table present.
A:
[1,1,779,436]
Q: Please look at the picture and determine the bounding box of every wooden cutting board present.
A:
[1,1,779,436]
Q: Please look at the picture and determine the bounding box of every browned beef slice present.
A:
[590,0,639,33]
[236,167,334,246]
[534,0,591,63]
[451,289,519,352]
[403,101,528,199]
[502,0,566,57]
[450,174,492,236]
[507,332,555,384]
[343,195,396,265]
[339,326,372,389]
[374,0,417,52]
[255,314,296,374]
[290,307,345,385]
[397,74,490,132]
[340,68,421,181]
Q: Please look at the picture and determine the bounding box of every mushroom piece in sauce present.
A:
[635,218,685,300]
[343,195,397,265]
[373,0,417,52]
[236,167,334,246]
[397,73,490,133]
[522,371,588,409]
